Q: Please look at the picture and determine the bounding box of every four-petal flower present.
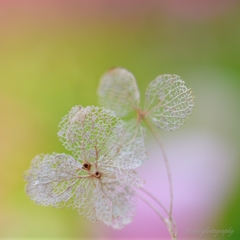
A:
[25,106,147,229]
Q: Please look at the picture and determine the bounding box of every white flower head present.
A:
[25,106,147,229]
[98,67,194,131]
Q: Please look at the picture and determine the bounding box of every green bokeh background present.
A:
[0,1,240,239]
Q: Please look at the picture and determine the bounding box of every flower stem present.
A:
[136,193,165,222]
[143,118,177,239]
[136,193,176,240]
[138,186,168,214]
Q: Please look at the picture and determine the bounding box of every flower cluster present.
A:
[25,106,147,229]
[25,67,194,235]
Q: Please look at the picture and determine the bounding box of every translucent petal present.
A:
[24,153,94,213]
[100,120,148,169]
[58,106,121,161]
[58,106,147,169]
[98,67,140,117]
[100,164,145,188]
[144,74,194,131]
[94,181,136,229]
[120,120,148,169]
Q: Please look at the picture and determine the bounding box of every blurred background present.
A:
[0,0,240,239]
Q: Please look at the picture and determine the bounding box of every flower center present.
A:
[81,161,102,179]
[136,109,148,123]
[94,171,101,178]
[82,161,92,171]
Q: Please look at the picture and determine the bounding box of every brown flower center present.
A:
[82,161,92,171]
[94,171,101,178]
[136,109,148,123]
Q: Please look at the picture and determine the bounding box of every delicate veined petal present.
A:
[104,120,148,169]
[116,169,145,187]
[58,106,147,169]
[58,106,123,162]
[144,74,194,131]
[100,164,145,188]
[98,67,140,117]
[24,153,88,208]
[94,181,136,229]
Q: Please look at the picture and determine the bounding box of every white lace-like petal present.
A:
[98,67,140,117]
[105,120,148,169]
[100,165,145,188]
[144,74,194,131]
[58,106,147,169]
[24,153,89,208]
[94,181,136,229]
[58,106,123,162]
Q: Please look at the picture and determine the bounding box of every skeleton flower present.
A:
[98,67,194,132]
[25,106,147,229]
[98,68,194,240]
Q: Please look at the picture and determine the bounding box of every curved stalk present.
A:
[138,186,168,214]
[143,118,177,239]
[136,193,176,240]
[136,193,165,222]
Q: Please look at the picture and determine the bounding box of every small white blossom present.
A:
[25,106,147,229]
[98,67,194,131]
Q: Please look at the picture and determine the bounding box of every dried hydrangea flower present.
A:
[25,106,147,229]
[98,67,194,131]
[98,68,194,240]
